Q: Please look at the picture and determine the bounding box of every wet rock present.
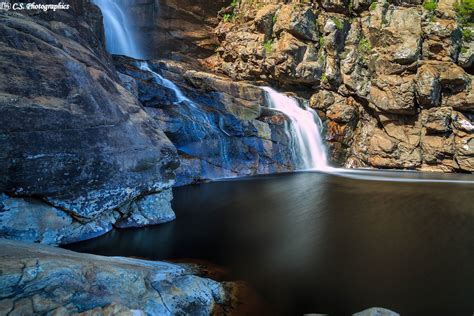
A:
[116,58,299,185]
[0,239,229,315]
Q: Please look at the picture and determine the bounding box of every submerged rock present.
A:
[353,307,400,316]
[0,239,228,315]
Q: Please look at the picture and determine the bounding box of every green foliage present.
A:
[358,37,372,54]
[462,27,473,40]
[332,17,344,31]
[454,0,474,24]
[223,13,234,22]
[320,72,328,83]
[230,0,238,7]
[272,14,277,24]
[423,0,437,12]
[369,1,377,11]
[461,46,469,53]
[264,39,273,55]
[319,37,325,47]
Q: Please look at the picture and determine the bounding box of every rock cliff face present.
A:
[0,3,179,243]
[114,56,302,185]
[211,0,474,172]
[121,0,226,59]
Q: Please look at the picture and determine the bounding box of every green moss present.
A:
[461,46,469,53]
[320,72,328,83]
[369,1,377,11]
[358,37,372,54]
[264,39,273,55]
[272,14,277,24]
[319,37,326,47]
[462,27,473,40]
[332,17,344,31]
[423,0,437,12]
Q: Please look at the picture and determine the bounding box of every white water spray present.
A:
[263,87,330,171]
[92,0,142,59]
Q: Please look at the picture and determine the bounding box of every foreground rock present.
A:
[0,4,179,242]
[353,307,400,316]
[0,239,231,315]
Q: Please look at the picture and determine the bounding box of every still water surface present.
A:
[67,171,474,316]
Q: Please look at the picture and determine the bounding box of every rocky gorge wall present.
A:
[210,0,474,172]
[0,2,181,244]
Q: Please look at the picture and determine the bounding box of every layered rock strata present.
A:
[211,0,474,172]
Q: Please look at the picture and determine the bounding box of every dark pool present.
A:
[66,170,474,316]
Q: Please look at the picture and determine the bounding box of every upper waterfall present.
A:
[92,0,142,59]
[263,87,329,171]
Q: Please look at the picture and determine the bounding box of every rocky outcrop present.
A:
[0,239,230,315]
[211,0,474,172]
[0,191,174,245]
[114,57,303,185]
[0,4,179,243]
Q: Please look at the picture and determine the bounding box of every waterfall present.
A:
[92,0,142,59]
[139,62,190,104]
[262,87,329,171]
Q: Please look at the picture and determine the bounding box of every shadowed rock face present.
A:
[114,56,301,186]
[0,239,228,315]
[0,3,180,242]
[120,0,227,59]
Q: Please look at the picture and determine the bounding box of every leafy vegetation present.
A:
[462,27,473,40]
[422,0,437,12]
[264,39,273,55]
[319,37,325,48]
[454,0,474,25]
[223,13,234,22]
[320,72,328,83]
[332,17,344,31]
[369,1,377,11]
[358,37,372,54]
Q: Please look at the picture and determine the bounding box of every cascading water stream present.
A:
[92,0,142,59]
[262,87,330,171]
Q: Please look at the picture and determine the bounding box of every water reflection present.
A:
[67,172,474,316]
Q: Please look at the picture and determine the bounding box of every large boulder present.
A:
[0,239,229,315]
